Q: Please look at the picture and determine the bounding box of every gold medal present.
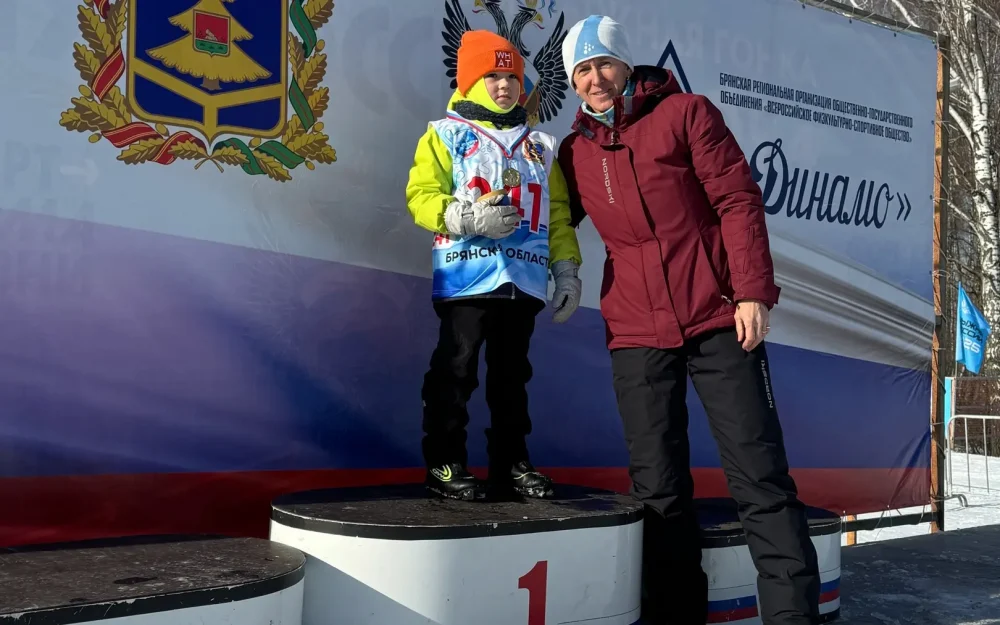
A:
[479,168,521,203]
[502,168,521,190]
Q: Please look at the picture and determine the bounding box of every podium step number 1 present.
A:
[269,484,645,625]
[519,560,547,625]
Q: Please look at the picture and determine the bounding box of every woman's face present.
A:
[484,72,521,109]
[573,57,630,113]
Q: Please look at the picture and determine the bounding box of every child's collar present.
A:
[451,100,527,130]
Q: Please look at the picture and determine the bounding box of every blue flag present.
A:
[955,282,992,374]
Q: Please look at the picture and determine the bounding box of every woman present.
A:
[557,15,820,625]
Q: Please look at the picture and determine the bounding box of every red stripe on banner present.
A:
[92,46,125,101]
[0,467,929,548]
[94,0,110,18]
[707,606,759,623]
[0,469,421,547]
[104,122,161,148]
[819,589,841,604]
[543,466,930,515]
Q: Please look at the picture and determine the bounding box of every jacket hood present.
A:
[572,65,683,141]
[630,65,684,101]
[446,77,521,114]
[446,87,473,111]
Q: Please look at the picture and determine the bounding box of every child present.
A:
[405,30,583,501]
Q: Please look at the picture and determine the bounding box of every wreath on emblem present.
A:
[58,0,337,182]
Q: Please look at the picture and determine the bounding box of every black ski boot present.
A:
[425,463,487,501]
[511,460,555,498]
[491,460,554,499]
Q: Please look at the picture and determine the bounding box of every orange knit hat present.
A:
[456,30,524,96]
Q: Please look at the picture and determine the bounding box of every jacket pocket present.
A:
[599,253,657,338]
[689,235,735,323]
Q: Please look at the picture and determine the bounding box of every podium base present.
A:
[697,498,842,623]
[270,483,644,625]
[0,535,305,625]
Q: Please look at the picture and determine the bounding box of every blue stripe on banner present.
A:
[821,578,840,593]
[0,211,931,478]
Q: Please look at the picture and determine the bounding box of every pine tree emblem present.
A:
[146,0,271,91]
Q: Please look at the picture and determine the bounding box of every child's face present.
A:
[484,72,521,109]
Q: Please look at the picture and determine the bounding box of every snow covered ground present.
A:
[840,521,1000,624]
[848,450,1000,545]
[831,451,1000,623]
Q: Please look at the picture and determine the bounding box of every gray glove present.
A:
[550,260,582,323]
[443,194,520,239]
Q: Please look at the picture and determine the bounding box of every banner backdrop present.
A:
[0,0,937,545]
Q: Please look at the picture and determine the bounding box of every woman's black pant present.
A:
[610,328,820,625]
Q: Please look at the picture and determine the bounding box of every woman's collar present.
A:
[579,77,636,127]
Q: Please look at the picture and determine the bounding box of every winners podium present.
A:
[269,485,842,625]
[0,491,840,625]
[697,499,842,623]
[269,484,644,625]
[0,536,305,625]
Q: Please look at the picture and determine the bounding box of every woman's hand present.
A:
[734,299,769,351]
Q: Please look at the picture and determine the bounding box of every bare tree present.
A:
[833,0,1000,373]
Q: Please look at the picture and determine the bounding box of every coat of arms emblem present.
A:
[59,0,336,182]
[442,0,570,128]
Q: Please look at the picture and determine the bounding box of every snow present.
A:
[847,450,1000,545]
[835,451,1000,624]
[840,524,1000,624]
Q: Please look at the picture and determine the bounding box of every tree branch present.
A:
[949,199,990,242]
[888,0,920,25]
[950,106,975,149]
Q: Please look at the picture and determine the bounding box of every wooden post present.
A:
[844,515,857,546]
[930,34,951,534]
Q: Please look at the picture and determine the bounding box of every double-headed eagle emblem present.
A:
[442,0,570,127]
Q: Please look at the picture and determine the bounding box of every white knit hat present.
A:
[561,15,633,86]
